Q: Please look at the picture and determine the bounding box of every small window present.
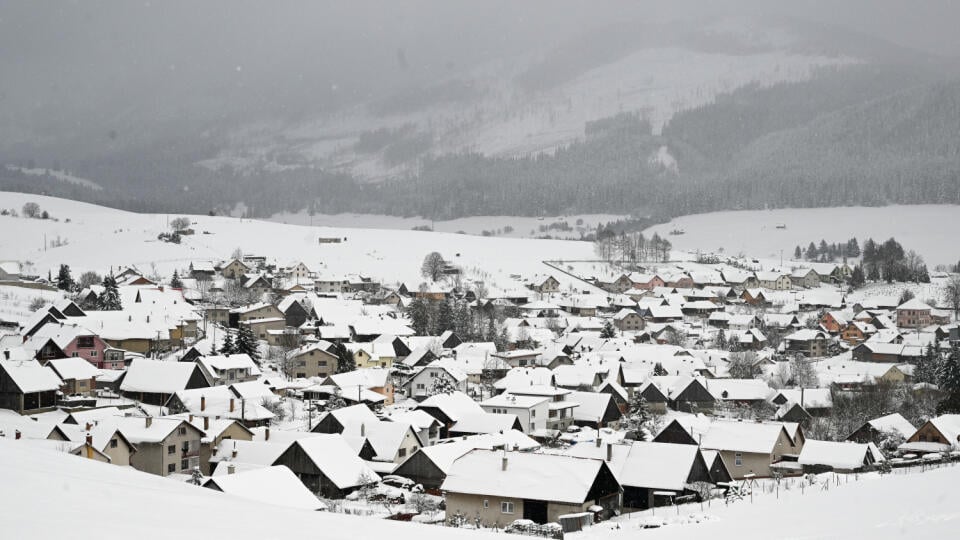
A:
[530,410,536,418]
[178,427,187,436]
[71,352,79,357]
[167,463,176,474]
[398,448,407,458]
[501,501,514,514]
[181,459,189,471]
[110,439,118,448]
[735,452,743,466]
[483,499,489,509]
[167,445,175,455]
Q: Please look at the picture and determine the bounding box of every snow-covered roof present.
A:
[119,359,201,394]
[865,413,915,439]
[798,440,872,470]
[292,435,380,489]
[206,465,326,509]
[699,420,790,454]
[705,378,772,401]
[442,449,608,504]
[450,412,520,435]
[46,357,99,381]
[0,360,61,393]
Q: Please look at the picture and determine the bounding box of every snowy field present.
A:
[645,205,960,267]
[268,211,626,240]
[3,437,959,540]
[0,192,602,293]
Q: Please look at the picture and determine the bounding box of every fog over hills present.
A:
[1,1,959,220]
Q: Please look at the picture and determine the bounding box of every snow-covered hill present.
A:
[644,205,960,267]
[0,192,601,293]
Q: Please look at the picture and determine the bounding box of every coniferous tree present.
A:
[849,265,866,289]
[407,298,430,336]
[170,270,183,289]
[56,264,74,291]
[652,362,668,376]
[97,275,122,310]
[806,242,818,261]
[600,320,617,339]
[793,246,802,260]
[333,342,355,374]
[436,300,454,335]
[936,345,960,414]
[219,332,235,355]
[235,326,260,362]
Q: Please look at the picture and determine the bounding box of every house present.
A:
[705,378,772,407]
[900,415,960,454]
[820,311,849,334]
[505,386,579,433]
[340,420,424,466]
[613,309,644,332]
[0,261,22,280]
[228,303,284,328]
[847,413,915,446]
[566,390,622,429]
[79,424,137,467]
[392,431,539,490]
[651,376,715,412]
[46,357,99,396]
[113,416,205,477]
[756,271,792,291]
[181,416,254,474]
[566,441,713,510]
[655,418,803,479]
[448,412,524,437]
[415,391,487,438]
[491,349,541,369]
[324,367,395,405]
[383,409,443,448]
[783,329,830,358]
[346,342,396,369]
[740,289,769,307]
[220,259,250,279]
[403,361,468,400]
[481,394,549,434]
[283,342,338,379]
[309,403,380,436]
[529,275,561,294]
[629,273,665,291]
[721,270,758,290]
[203,465,326,510]
[119,358,210,405]
[790,268,821,289]
[841,321,876,345]
[896,299,933,329]
[241,317,285,341]
[278,296,312,328]
[442,449,621,527]
[272,435,380,498]
[165,386,275,428]
[0,361,61,413]
[796,440,879,473]
[770,388,833,417]
[196,354,261,386]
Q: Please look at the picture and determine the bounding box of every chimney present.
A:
[15,429,22,440]
[85,422,93,431]
[265,427,270,441]
[86,433,93,446]
[595,437,602,448]
[146,315,150,323]
[231,442,238,459]
[227,464,236,475]
[501,454,508,471]
[189,414,194,423]
[606,443,613,462]
[360,423,365,437]
[145,417,153,428]
[201,395,206,411]
[229,398,235,413]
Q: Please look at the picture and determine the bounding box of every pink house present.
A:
[629,273,666,291]
[62,334,124,370]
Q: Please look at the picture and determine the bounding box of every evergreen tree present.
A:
[867,263,880,281]
[56,264,74,291]
[600,320,617,339]
[846,238,861,258]
[427,374,457,396]
[715,328,727,349]
[435,300,454,335]
[97,274,122,310]
[916,343,941,385]
[793,245,802,260]
[805,242,818,261]
[652,362,668,376]
[170,270,183,289]
[235,326,260,362]
[936,345,960,414]
[494,325,509,352]
[453,301,472,340]
[219,332,236,355]
[333,342,355,374]
[849,264,866,289]
[407,299,430,336]
[818,240,829,262]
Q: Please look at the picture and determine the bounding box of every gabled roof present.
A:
[46,357,99,381]
[699,420,792,454]
[0,360,61,393]
[798,440,873,469]
[203,466,326,510]
[442,449,612,504]
[865,413,915,439]
[287,435,380,489]
[119,359,204,394]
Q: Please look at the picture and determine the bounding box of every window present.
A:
[110,439,118,448]
[483,499,489,509]
[735,452,743,466]
[416,383,425,390]
[530,410,536,418]
[178,427,187,436]
[398,448,407,458]
[298,360,306,367]
[167,463,176,474]
[71,352,79,357]
[318,361,327,367]
[181,459,189,471]
[77,336,95,348]
[501,501,514,514]
[167,445,175,455]
[90,350,97,357]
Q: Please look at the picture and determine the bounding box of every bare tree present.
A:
[421,252,445,282]
[22,202,41,218]
[944,274,960,320]
[170,216,192,232]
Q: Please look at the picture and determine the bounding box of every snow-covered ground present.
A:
[645,205,960,267]
[576,465,960,539]
[0,192,602,293]
[268,211,626,240]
